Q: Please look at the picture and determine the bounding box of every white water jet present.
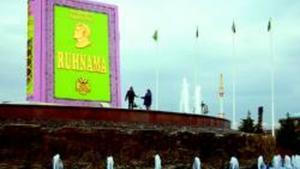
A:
[52,154,63,169]
[180,78,190,113]
[193,157,201,169]
[292,155,300,169]
[194,86,202,115]
[107,156,114,169]
[218,73,225,118]
[284,155,292,169]
[154,154,161,169]
[258,156,266,169]
[272,155,282,169]
[230,157,239,169]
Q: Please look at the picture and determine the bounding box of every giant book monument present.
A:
[26,0,121,107]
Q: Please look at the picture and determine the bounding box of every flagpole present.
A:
[193,46,197,114]
[232,21,237,129]
[194,26,199,114]
[155,41,159,110]
[155,67,159,110]
[268,19,275,137]
[232,35,236,129]
[152,30,159,110]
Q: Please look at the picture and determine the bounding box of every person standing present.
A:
[125,86,137,109]
[141,89,152,110]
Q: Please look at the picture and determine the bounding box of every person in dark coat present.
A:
[141,89,152,110]
[125,86,137,109]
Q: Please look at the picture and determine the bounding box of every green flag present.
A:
[232,21,236,34]
[267,18,272,32]
[153,30,158,41]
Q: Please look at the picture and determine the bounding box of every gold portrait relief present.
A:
[73,23,91,48]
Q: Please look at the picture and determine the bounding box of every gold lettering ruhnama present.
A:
[57,51,107,74]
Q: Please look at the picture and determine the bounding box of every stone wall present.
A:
[0,104,230,129]
[0,120,276,169]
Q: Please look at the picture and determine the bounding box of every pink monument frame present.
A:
[27,0,121,107]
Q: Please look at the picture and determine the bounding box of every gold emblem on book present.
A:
[76,77,91,95]
[74,23,91,48]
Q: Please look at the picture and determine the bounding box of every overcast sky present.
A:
[1,0,300,128]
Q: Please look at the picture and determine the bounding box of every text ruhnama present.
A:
[57,51,107,73]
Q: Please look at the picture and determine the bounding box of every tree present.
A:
[277,112,297,151]
[239,110,255,133]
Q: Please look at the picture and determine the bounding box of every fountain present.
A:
[292,155,300,169]
[194,85,202,115]
[180,77,190,113]
[107,156,114,169]
[229,157,239,169]
[218,73,225,118]
[154,154,162,169]
[193,157,201,169]
[272,155,282,169]
[284,155,292,169]
[258,156,266,169]
[52,154,63,169]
